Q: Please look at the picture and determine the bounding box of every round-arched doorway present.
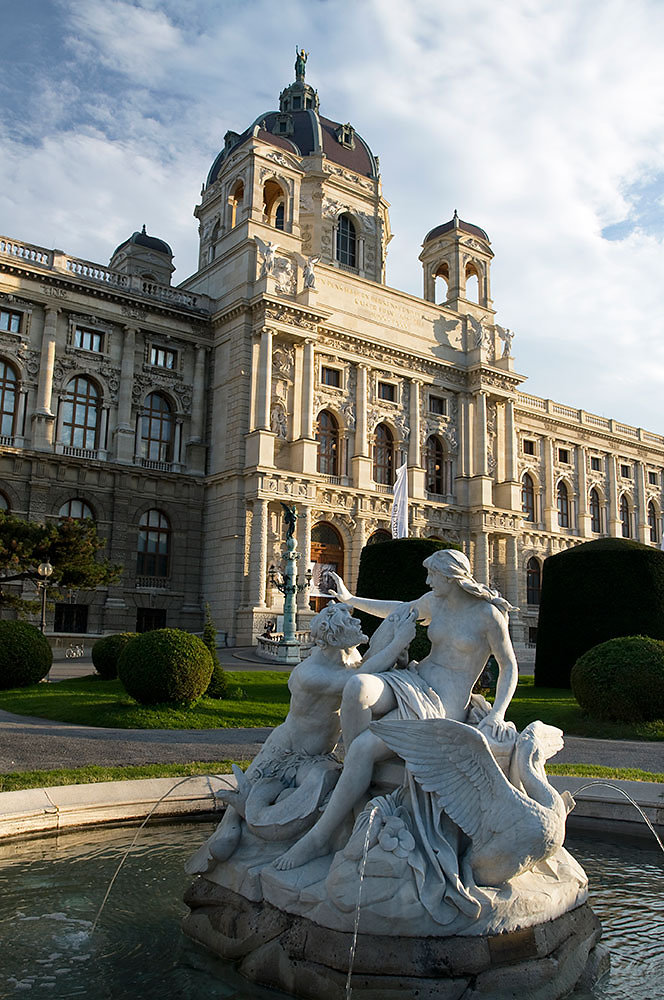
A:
[310,521,344,612]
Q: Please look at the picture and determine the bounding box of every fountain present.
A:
[182,551,608,999]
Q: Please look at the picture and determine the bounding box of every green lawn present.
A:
[1,671,663,741]
[0,672,291,730]
[0,761,245,793]
[505,675,664,741]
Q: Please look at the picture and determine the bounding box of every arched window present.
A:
[230,180,244,228]
[137,509,170,577]
[589,488,601,534]
[140,393,173,463]
[0,359,18,438]
[649,501,659,544]
[263,179,285,230]
[526,558,541,605]
[434,262,449,304]
[336,214,357,268]
[0,492,8,513]
[521,473,535,522]
[373,423,394,485]
[557,481,569,529]
[465,262,479,302]
[367,529,391,545]
[61,376,99,450]
[59,499,94,520]
[316,410,339,476]
[426,436,447,495]
[620,494,631,538]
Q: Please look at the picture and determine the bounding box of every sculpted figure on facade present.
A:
[255,237,279,277]
[302,255,319,289]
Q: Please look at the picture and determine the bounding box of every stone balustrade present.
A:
[518,392,664,448]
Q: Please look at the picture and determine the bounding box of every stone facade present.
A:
[1,67,662,646]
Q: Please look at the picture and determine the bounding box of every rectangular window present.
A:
[429,396,448,416]
[590,456,602,471]
[528,627,538,646]
[649,471,659,485]
[523,439,535,456]
[53,603,89,634]
[150,346,177,370]
[136,608,167,633]
[321,366,341,388]
[377,381,396,403]
[620,464,632,479]
[0,309,21,333]
[558,448,570,464]
[73,327,103,352]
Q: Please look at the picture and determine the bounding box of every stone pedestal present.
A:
[182,884,606,1000]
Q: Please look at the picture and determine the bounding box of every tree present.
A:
[0,513,121,614]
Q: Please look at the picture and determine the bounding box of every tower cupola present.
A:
[419,211,493,312]
[279,47,319,113]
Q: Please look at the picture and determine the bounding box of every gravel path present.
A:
[1,707,662,775]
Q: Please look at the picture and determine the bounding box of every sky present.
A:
[2,0,664,432]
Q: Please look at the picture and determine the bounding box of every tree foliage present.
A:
[0,513,121,613]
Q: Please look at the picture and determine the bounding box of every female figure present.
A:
[275,549,519,871]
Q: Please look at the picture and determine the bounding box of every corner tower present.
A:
[419,211,493,314]
[187,52,392,297]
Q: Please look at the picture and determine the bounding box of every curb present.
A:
[0,773,237,842]
[0,775,661,845]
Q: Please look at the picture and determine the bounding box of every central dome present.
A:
[206,58,378,187]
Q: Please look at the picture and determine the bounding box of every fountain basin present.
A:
[183,881,605,999]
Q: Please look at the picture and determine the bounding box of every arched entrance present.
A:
[310,521,344,612]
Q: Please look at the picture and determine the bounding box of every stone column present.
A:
[302,339,315,439]
[115,325,137,463]
[473,532,490,586]
[250,498,269,607]
[577,446,590,537]
[474,392,488,476]
[636,461,648,543]
[188,344,207,443]
[408,379,421,466]
[296,505,312,611]
[543,437,556,531]
[32,306,58,450]
[291,343,304,440]
[505,534,519,608]
[256,328,273,431]
[608,455,620,536]
[504,399,517,482]
[356,365,368,456]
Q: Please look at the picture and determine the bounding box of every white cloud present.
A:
[1,0,663,430]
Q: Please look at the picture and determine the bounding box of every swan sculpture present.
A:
[371,717,575,887]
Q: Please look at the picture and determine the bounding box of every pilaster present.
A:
[31,306,59,451]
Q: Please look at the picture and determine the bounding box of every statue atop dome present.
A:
[295,46,308,81]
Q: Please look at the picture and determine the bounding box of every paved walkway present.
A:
[1,649,661,776]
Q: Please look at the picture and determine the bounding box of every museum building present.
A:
[1,59,663,651]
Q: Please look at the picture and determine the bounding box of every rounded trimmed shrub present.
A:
[117,628,213,706]
[534,538,664,688]
[206,662,228,699]
[571,636,664,722]
[0,621,52,688]
[91,632,138,680]
[355,537,462,660]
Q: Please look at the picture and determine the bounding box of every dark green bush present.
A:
[0,621,52,688]
[534,538,664,688]
[202,603,227,699]
[571,636,664,722]
[91,632,138,680]
[355,537,461,661]
[117,628,213,706]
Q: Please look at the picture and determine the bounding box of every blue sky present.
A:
[2,0,664,432]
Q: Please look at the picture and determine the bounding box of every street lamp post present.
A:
[37,560,54,634]
[268,504,312,665]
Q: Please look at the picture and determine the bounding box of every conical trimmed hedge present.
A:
[534,538,664,688]
[355,537,461,660]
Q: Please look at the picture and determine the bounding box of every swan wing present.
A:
[371,718,526,841]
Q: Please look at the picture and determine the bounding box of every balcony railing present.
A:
[0,435,15,448]
[140,458,172,472]
[60,445,99,461]
[135,576,170,589]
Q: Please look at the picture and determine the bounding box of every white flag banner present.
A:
[391,462,409,538]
